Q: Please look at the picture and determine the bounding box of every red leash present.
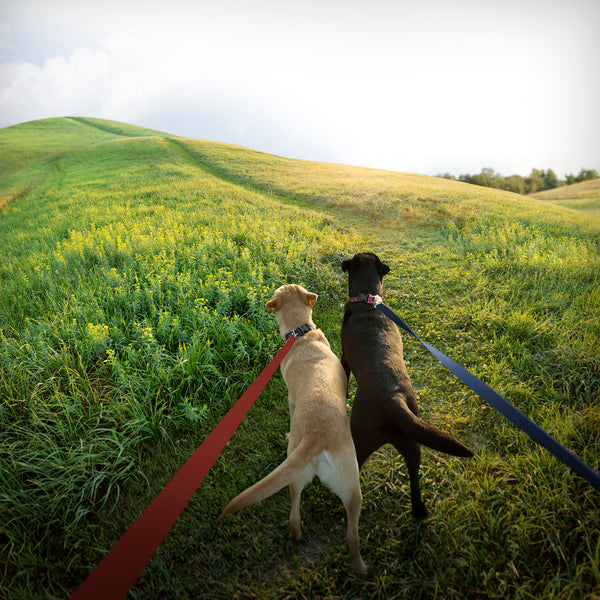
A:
[70,335,296,600]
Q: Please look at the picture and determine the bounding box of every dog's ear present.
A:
[372,254,390,277]
[300,288,318,307]
[265,296,280,314]
[378,260,391,277]
[341,256,355,273]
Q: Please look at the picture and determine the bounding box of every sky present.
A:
[1,0,599,177]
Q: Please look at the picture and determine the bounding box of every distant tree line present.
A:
[438,167,599,195]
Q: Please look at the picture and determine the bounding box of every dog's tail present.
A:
[386,397,473,457]
[220,434,321,517]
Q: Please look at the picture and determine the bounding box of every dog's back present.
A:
[342,302,415,407]
[282,329,351,448]
[343,302,471,458]
[222,328,355,514]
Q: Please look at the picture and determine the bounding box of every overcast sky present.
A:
[1,0,599,177]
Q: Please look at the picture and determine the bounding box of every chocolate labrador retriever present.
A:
[341,252,472,518]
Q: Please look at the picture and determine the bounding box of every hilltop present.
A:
[0,116,168,178]
[0,117,598,600]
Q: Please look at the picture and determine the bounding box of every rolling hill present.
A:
[531,177,600,214]
[0,116,169,178]
[1,117,599,599]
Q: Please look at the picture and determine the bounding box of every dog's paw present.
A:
[412,502,428,520]
[353,559,369,576]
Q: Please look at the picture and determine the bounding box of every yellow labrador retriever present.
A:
[221,284,367,575]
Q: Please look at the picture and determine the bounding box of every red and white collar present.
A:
[349,293,382,305]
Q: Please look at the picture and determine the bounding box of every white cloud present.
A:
[0,0,599,175]
[0,48,114,123]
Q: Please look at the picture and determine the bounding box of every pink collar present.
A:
[349,293,382,305]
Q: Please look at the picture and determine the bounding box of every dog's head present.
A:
[265,284,318,338]
[341,252,390,297]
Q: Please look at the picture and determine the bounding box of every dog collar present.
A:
[349,293,382,306]
[285,323,314,340]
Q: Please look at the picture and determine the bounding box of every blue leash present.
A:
[375,302,600,491]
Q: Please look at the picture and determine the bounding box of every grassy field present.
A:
[1,118,599,599]
[531,179,600,215]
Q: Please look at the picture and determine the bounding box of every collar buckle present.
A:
[285,323,314,340]
[349,293,383,306]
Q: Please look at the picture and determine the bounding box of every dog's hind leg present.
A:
[288,481,303,540]
[352,433,382,469]
[342,486,368,575]
[320,453,368,575]
[391,436,427,518]
[350,393,386,468]
[288,466,314,540]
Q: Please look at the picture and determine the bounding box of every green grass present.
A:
[0,116,168,180]
[531,179,600,215]
[1,118,599,599]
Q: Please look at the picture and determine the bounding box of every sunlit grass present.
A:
[531,178,600,215]
[0,116,166,178]
[0,124,353,596]
[1,118,598,599]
